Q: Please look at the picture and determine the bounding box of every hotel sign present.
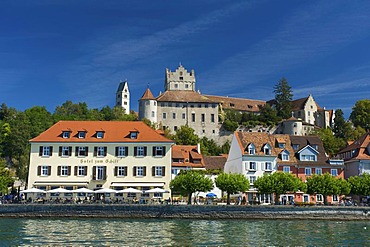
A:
[80,159,120,164]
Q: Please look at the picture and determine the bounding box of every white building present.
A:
[116,80,130,113]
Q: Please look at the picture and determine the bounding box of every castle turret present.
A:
[116,80,130,113]
[164,64,196,92]
[138,87,157,123]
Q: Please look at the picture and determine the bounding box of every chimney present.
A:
[197,143,201,154]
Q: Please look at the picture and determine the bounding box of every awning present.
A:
[33,181,89,186]
[111,182,165,187]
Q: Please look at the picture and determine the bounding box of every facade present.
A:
[171,144,205,179]
[337,131,370,178]
[274,117,317,136]
[116,81,130,113]
[28,121,174,197]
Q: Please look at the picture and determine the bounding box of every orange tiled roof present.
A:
[30,121,174,143]
[140,88,155,100]
[205,95,265,112]
[338,132,370,160]
[171,145,205,168]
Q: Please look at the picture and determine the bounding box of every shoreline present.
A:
[1,204,370,220]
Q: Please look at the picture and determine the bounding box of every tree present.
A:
[0,159,14,195]
[273,78,293,119]
[313,128,345,156]
[200,137,221,156]
[141,118,156,130]
[306,173,350,205]
[173,126,200,145]
[220,140,231,154]
[53,101,89,121]
[333,109,346,139]
[170,170,213,204]
[215,173,249,205]
[349,99,370,130]
[254,172,306,205]
[348,173,370,197]
[222,119,239,131]
[24,106,53,138]
[258,104,281,126]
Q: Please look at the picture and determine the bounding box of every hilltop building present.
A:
[116,80,130,114]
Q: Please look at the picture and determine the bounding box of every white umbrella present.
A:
[94,188,117,193]
[20,188,46,193]
[116,188,143,193]
[145,188,169,193]
[72,188,94,193]
[47,188,71,193]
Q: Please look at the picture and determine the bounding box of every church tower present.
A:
[138,86,157,123]
[116,80,130,114]
[164,64,195,92]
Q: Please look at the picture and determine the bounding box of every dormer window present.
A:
[278,143,285,148]
[62,131,70,139]
[292,144,300,150]
[247,143,256,155]
[281,150,290,161]
[263,143,271,155]
[78,131,86,139]
[311,144,318,150]
[96,131,104,139]
[130,131,138,139]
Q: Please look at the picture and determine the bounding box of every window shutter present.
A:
[162,166,165,176]
[152,166,155,176]
[152,147,156,156]
[103,166,107,180]
[92,166,96,179]
[48,166,51,175]
[37,166,41,175]
[68,166,71,176]
[59,147,62,156]
[74,166,78,176]
[144,147,147,156]
[85,147,89,155]
[50,146,53,156]
[125,147,128,157]
[39,146,43,156]
[133,166,137,176]
[104,147,107,156]
[84,166,87,176]
[75,147,79,156]
[134,147,137,156]
[143,167,147,176]
[57,166,61,176]
[262,163,265,171]
[114,167,118,176]
[163,146,166,156]
[115,147,118,156]
[124,166,127,176]
[69,146,72,156]
[94,147,97,156]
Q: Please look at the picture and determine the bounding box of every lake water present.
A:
[0,218,369,246]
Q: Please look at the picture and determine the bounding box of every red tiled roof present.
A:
[338,131,370,160]
[140,88,155,100]
[156,90,216,103]
[204,95,265,112]
[171,145,205,168]
[30,121,174,143]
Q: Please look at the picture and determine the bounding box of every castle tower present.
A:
[138,87,157,123]
[116,80,130,113]
[164,64,195,92]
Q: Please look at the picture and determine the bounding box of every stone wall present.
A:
[1,204,369,220]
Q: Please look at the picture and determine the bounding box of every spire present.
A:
[140,87,155,100]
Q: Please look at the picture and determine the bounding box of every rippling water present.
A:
[0,218,369,246]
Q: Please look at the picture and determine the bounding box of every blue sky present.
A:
[1,0,370,118]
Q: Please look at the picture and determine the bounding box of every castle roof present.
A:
[140,88,155,100]
[204,95,265,112]
[156,90,217,103]
[291,95,322,111]
[117,81,128,92]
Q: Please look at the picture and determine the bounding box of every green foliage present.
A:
[349,99,370,130]
[222,119,239,131]
[0,159,14,194]
[348,173,370,196]
[333,109,346,139]
[170,170,214,204]
[215,173,249,205]
[200,137,221,156]
[141,118,156,130]
[254,172,306,205]
[306,173,350,205]
[173,126,200,145]
[220,141,230,154]
[313,128,346,156]
[258,103,281,126]
[273,77,293,119]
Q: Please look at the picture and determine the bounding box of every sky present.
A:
[1,0,370,118]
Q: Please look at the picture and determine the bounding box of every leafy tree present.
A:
[222,119,239,131]
[345,125,366,142]
[173,126,200,145]
[254,172,306,205]
[220,140,231,154]
[24,106,53,138]
[170,170,213,204]
[215,173,249,205]
[313,128,345,156]
[0,159,14,194]
[141,118,156,130]
[273,77,293,119]
[258,104,281,126]
[200,137,221,156]
[306,173,350,205]
[53,101,90,121]
[349,99,370,130]
[348,174,370,196]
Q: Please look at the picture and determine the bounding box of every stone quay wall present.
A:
[0,204,369,220]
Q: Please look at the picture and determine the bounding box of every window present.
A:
[315,168,322,175]
[78,131,86,139]
[205,104,208,108]
[130,132,138,139]
[249,162,256,171]
[278,143,286,148]
[192,113,195,122]
[154,166,165,177]
[136,166,145,176]
[40,166,50,176]
[116,146,127,157]
[292,144,300,150]
[62,131,70,138]
[211,114,215,123]
[135,146,147,157]
[305,168,312,176]
[312,144,318,150]
[174,126,178,131]
[175,84,178,88]
[59,166,69,176]
[264,144,271,155]
[281,151,290,161]
[163,113,167,119]
[77,146,88,157]
[151,111,155,118]
[201,114,205,122]
[249,176,256,184]
[96,166,106,180]
[77,166,87,176]
[265,162,272,171]
[332,194,338,202]
[212,104,216,108]
[316,194,323,202]
[96,131,104,138]
[182,113,186,119]
[153,146,166,157]
[283,166,290,173]
[41,146,52,157]
[248,144,255,155]
[331,169,338,176]
[60,146,71,157]
[173,113,176,119]
[116,166,127,177]
[179,77,183,81]
[185,84,188,88]
[302,155,316,161]
[95,147,107,157]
